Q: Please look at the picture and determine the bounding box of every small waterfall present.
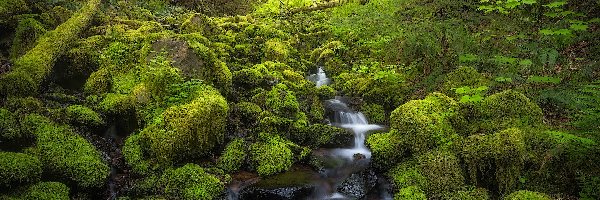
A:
[307,67,330,87]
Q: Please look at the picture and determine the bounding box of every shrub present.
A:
[23,182,70,200]
[23,114,110,188]
[216,138,247,173]
[461,128,526,195]
[0,152,42,189]
[0,0,102,96]
[389,93,460,154]
[503,190,551,200]
[161,164,224,200]
[66,105,103,127]
[417,150,465,198]
[250,135,294,176]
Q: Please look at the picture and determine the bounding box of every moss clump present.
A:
[0,152,42,189]
[296,124,350,148]
[22,114,109,188]
[395,186,427,200]
[265,83,301,118]
[216,138,247,173]
[234,102,263,124]
[263,38,291,62]
[478,90,543,132]
[417,150,465,198]
[367,130,408,170]
[98,93,136,114]
[361,103,386,124]
[0,108,24,143]
[461,128,525,194]
[0,0,29,25]
[123,133,151,175]
[9,17,47,60]
[66,105,104,127]
[161,164,224,200]
[140,87,228,165]
[186,40,232,91]
[503,190,551,200]
[23,182,70,200]
[390,93,460,155]
[389,161,427,190]
[0,0,102,96]
[445,188,490,200]
[441,66,490,97]
[5,96,43,114]
[83,68,112,95]
[250,135,294,176]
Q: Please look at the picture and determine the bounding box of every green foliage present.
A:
[0,152,42,189]
[527,76,561,84]
[65,105,103,127]
[143,56,184,102]
[250,134,294,176]
[441,66,490,99]
[23,114,110,188]
[216,138,247,173]
[461,128,526,195]
[265,83,301,118]
[161,164,224,200]
[395,186,427,200]
[417,150,465,198]
[503,190,551,200]
[478,0,537,14]
[579,175,600,200]
[454,86,489,103]
[22,182,70,200]
[0,0,101,96]
[9,17,47,60]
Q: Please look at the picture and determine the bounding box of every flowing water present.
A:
[307,67,331,88]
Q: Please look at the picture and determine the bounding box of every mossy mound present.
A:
[22,181,70,200]
[388,160,427,191]
[461,128,526,194]
[361,103,386,124]
[22,114,109,188]
[478,90,543,132]
[0,108,31,147]
[250,135,294,177]
[9,17,47,60]
[161,164,225,200]
[65,105,103,127]
[417,150,465,198]
[367,130,408,170]
[503,190,551,200]
[389,92,460,155]
[395,186,427,200]
[0,152,42,189]
[216,138,247,173]
[123,133,152,175]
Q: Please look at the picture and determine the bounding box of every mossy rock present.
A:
[0,152,42,189]
[417,150,465,198]
[263,38,291,62]
[265,83,301,118]
[478,90,543,132]
[234,102,263,125]
[4,96,43,115]
[503,190,551,200]
[461,128,525,195]
[98,93,136,115]
[361,103,386,124]
[65,105,104,127]
[444,188,490,200]
[22,114,110,188]
[216,138,247,173]
[441,66,490,98]
[83,68,112,95]
[0,108,33,147]
[366,130,408,170]
[22,182,70,200]
[140,87,228,165]
[161,164,225,200]
[395,186,427,200]
[250,135,294,177]
[123,133,152,175]
[0,0,30,25]
[389,160,427,191]
[9,17,47,60]
[389,93,460,154]
[297,124,353,148]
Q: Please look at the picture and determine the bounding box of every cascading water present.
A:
[308,68,388,200]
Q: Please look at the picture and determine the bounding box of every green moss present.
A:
[389,93,460,154]
[123,133,152,175]
[316,85,336,99]
[264,38,291,62]
[395,186,427,200]
[84,68,112,95]
[389,161,427,190]
[0,152,42,189]
[23,114,110,188]
[66,105,103,127]
[478,90,543,132]
[461,128,525,195]
[235,102,263,124]
[366,130,408,170]
[143,56,184,102]
[141,87,228,165]
[417,150,465,198]
[579,175,600,200]
[296,124,349,147]
[186,40,232,91]
[250,134,294,176]
[161,164,224,200]
[503,190,551,200]
[361,103,386,124]
[216,138,247,173]
[441,66,490,97]
[98,93,136,114]
[265,83,300,118]
[0,0,29,25]
[0,0,101,96]
[444,188,490,200]
[5,97,43,114]
[23,182,70,200]
[9,17,47,60]
[0,108,22,142]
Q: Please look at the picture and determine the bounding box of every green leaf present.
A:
[455,86,471,94]
[475,86,489,92]
[519,59,533,66]
[540,29,554,35]
[543,1,567,8]
[522,0,537,4]
[460,95,472,103]
[570,24,588,31]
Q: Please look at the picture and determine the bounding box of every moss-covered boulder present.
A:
[161,164,225,200]
[0,108,30,146]
[297,124,353,148]
[503,190,551,200]
[265,83,301,118]
[361,103,386,124]
[140,87,228,165]
[22,114,109,188]
[216,138,247,173]
[388,161,427,191]
[445,188,490,200]
[461,128,525,194]
[22,181,70,200]
[478,90,543,132]
[0,152,42,189]
[417,150,465,198]
[123,133,152,175]
[65,105,103,127]
[9,17,47,60]
[390,93,460,154]
[98,93,136,115]
[250,135,294,176]
[395,186,427,200]
[83,68,112,95]
[367,130,408,170]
